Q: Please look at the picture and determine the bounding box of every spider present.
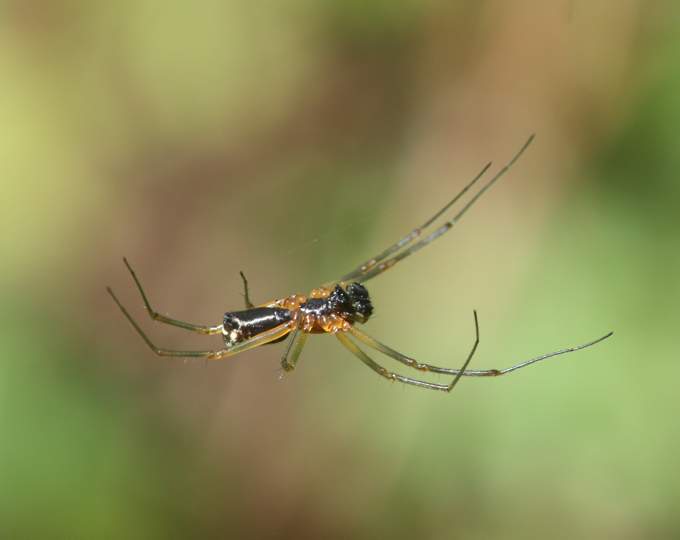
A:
[107,135,612,392]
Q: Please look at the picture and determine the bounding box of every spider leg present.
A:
[108,285,294,360]
[350,315,613,377]
[280,329,309,372]
[336,333,472,393]
[333,161,492,285]
[239,271,255,309]
[118,257,223,334]
[353,135,535,284]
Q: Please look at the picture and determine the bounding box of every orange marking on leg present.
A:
[309,287,332,299]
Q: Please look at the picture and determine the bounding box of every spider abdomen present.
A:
[223,307,291,346]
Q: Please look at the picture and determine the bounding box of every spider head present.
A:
[328,283,373,324]
[346,282,373,323]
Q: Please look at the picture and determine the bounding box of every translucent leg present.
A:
[280,329,309,372]
[334,162,492,284]
[332,135,535,285]
[336,333,474,393]
[118,258,222,334]
[349,313,613,377]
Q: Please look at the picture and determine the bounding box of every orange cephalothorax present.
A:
[267,283,373,335]
[295,283,373,333]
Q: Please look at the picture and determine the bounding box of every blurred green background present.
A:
[2,1,679,538]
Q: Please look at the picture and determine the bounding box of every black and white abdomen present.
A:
[223,307,291,347]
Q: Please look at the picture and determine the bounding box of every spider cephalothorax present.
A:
[323,283,373,324]
[286,283,374,334]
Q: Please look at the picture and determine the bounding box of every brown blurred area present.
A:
[2,1,679,538]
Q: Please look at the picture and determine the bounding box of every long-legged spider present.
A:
[107,135,612,392]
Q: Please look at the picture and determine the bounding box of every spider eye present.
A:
[347,283,369,299]
[346,283,373,322]
[353,300,373,322]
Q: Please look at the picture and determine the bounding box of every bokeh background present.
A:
[2,1,678,538]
